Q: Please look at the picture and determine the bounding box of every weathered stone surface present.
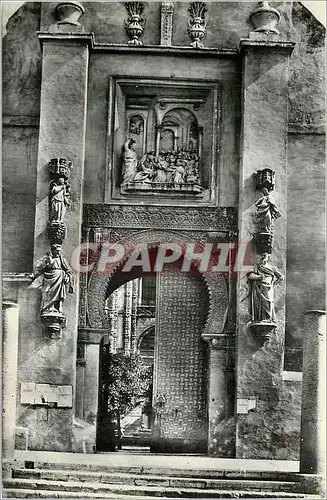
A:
[236,39,293,459]
[285,134,325,367]
[286,3,325,132]
[209,416,236,458]
[2,2,41,117]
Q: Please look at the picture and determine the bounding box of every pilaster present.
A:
[26,3,89,450]
[236,31,294,458]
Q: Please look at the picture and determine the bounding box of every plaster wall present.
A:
[285,133,326,367]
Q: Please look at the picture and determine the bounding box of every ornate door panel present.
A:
[152,267,209,453]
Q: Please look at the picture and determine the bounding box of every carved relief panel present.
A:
[106,78,220,204]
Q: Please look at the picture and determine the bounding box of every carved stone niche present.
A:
[108,78,219,204]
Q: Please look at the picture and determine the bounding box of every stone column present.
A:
[2,302,19,459]
[235,33,294,458]
[26,6,89,450]
[207,339,226,454]
[204,335,235,456]
[300,310,326,476]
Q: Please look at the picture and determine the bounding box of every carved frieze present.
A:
[83,204,237,233]
[160,1,174,46]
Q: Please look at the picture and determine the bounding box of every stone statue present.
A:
[122,138,138,184]
[30,244,74,315]
[49,177,71,224]
[248,253,283,324]
[255,188,282,233]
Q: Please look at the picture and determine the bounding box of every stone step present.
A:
[2,481,320,499]
[10,469,301,492]
[12,461,301,481]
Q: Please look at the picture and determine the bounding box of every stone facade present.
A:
[2,1,325,460]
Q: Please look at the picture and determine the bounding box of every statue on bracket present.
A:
[48,158,72,245]
[247,253,283,340]
[255,187,282,234]
[49,177,71,224]
[30,244,74,339]
[253,168,281,254]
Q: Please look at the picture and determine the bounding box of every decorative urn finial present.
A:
[187,2,207,49]
[125,2,146,46]
[55,1,84,26]
[249,1,281,34]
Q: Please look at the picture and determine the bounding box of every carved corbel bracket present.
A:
[188,2,207,49]
[41,311,66,340]
[125,2,146,46]
[247,321,276,342]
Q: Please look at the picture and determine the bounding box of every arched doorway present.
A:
[95,263,209,453]
[87,230,229,454]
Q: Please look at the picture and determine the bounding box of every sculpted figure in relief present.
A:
[122,138,138,184]
[248,253,283,324]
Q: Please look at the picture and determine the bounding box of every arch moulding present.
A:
[86,229,229,338]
